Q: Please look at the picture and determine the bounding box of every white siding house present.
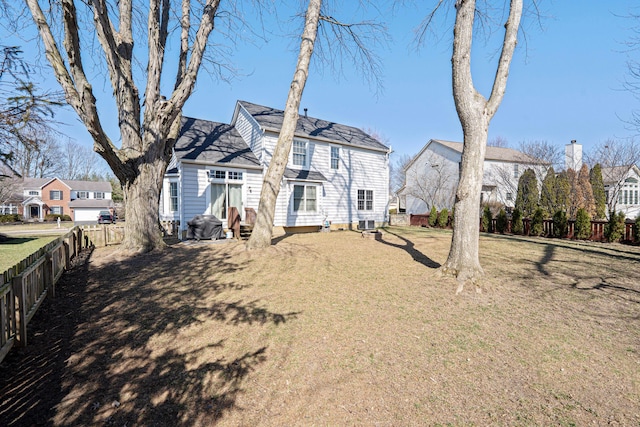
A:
[402,139,546,214]
[602,164,640,219]
[161,101,391,235]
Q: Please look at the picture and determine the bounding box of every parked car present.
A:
[97,210,115,224]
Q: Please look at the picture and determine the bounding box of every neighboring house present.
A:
[401,139,546,214]
[20,177,113,221]
[160,100,391,234]
[0,159,22,215]
[602,164,640,219]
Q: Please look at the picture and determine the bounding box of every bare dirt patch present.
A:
[1,227,639,426]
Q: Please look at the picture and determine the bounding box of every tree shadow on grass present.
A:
[0,248,94,426]
[535,244,556,276]
[379,229,441,269]
[0,244,299,426]
[0,235,36,244]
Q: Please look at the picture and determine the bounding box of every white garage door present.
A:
[74,208,104,222]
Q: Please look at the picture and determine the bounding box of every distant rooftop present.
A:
[431,139,542,164]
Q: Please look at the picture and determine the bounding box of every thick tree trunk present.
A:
[246,0,321,250]
[440,125,488,290]
[120,154,167,253]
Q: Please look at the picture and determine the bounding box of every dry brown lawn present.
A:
[1,226,639,426]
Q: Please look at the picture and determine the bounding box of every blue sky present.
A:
[9,1,640,167]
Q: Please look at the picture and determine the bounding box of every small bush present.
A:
[634,214,640,243]
[437,208,449,228]
[0,214,20,223]
[552,210,568,238]
[574,208,592,240]
[450,207,455,229]
[511,209,523,235]
[482,205,493,233]
[428,206,438,227]
[389,208,397,215]
[605,211,626,242]
[496,209,508,234]
[530,208,545,236]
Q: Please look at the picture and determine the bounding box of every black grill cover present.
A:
[187,215,225,240]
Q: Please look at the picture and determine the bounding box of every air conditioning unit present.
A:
[358,220,375,230]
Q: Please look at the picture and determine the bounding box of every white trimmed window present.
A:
[169,182,178,212]
[76,191,88,199]
[293,140,307,167]
[357,189,373,211]
[331,146,340,170]
[50,206,63,215]
[50,190,63,200]
[29,190,39,196]
[513,164,519,179]
[293,184,317,212]
[94,192,105,199]
[228,171,243,181]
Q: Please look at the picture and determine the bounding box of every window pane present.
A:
[211,184,226,219]
[293,185,304,211]
[306,186,316,211]
[293,141,306,166]
[170,183,178,211]
[229,184,242,212]
[228,171,243,181]
[331,147,339,169]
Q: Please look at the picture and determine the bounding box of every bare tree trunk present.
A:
[121,152,166,252]
[25,0,219,253]
[440,0,522,292]
[440,126,488,286]
[246,0,322,250]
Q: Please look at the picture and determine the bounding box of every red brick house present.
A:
[20,177,113,222]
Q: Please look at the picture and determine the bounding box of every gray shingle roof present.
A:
[238,101,389,152]
[68,199,115,208]
[175,117,261,167]
[21,177,111,191]
[283,168,327,181]
[65,180,112,192]
[431,139,541,163]
[601,165,640,185]
[22,178,52,190]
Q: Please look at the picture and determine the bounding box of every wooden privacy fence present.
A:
[409,214,638,243]
[80,221,180,246]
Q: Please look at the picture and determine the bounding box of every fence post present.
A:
[45,252,54,298]
[63,239,70,270]
[11,275,26,348]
